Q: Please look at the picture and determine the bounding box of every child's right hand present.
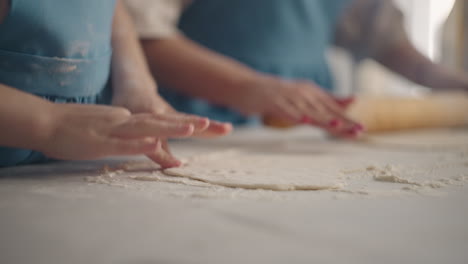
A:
[37,103,195,163]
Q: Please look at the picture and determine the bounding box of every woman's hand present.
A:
[37,103,195,166]
[235,75,364,138]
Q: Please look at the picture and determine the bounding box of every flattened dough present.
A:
[163,150,345,191]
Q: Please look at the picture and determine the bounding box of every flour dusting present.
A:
[368,165,421,186]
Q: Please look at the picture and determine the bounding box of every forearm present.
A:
[375,37,468,91]
[337,0,468,91]
[141,34,261,108]
[0,0,9,24]
[111,0,156,98]
[0,84,54,150]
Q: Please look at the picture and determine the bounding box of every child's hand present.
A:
[112,90,232,167]
[38,103,194,167]
[112,90,233,138]
[236,75,364,138]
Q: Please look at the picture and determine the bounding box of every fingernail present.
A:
[179,124,194,135]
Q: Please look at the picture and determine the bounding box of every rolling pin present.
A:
[263,93,468,133]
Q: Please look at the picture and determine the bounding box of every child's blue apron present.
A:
[160,0,352,125]
[0,0,115,167]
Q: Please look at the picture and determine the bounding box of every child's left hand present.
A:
[113,88,232,137]
[109,1,231,168]
[112,88,232,167]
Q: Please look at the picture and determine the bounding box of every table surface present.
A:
[1,127,467,264]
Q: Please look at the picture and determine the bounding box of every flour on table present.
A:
[342,162,468,192]
[82,128,468,197]
[84,168,129,188]
[366,165,421,185]
[129,172,213,188]
[362,128,468,150]
[163,150,345,191]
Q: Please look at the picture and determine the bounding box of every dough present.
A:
[163,150,345,191]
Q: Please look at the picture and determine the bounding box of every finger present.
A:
[297,95,334,126]
[312,90,356,118]
[295,84,364,137]
[299,96,358,136]
[296,84,345,123]
[281,84,333,126]
[161,140,172,155]
[194,121,233,138]
[317,92,348,115]
[271,98,303,123]
[152,112,210,132]
[318,95,359,126]
[104,137,159,156]
[112,118,195,139]
[328,125,365,140]
[65,104,132,116]
[329,96,365,135]
[289,97,310,115]
[300,90,358,134]
[315,92,353,118]
[318,94,365,135]
[328,130,356,140]
[146,140,182,169]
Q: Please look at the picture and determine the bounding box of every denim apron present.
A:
[0,0,115,167]
[159,0,353,125]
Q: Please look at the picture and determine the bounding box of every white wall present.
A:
[330,0,457,96]
[394,0,455,60]
[355,0,455,96]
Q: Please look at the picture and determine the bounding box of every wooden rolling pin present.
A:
[264,93,468,133]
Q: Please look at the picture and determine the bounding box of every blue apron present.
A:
[160,0,353,125]
[0,0,115,167]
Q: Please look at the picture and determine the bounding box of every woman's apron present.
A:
[160,0,352,125]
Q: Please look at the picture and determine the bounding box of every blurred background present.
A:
[331,0,467,96]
